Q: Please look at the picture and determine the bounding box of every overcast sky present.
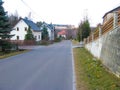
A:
[2,0,120,27]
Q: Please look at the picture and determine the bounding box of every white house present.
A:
[11,18,41,41]
[41,22,55,40]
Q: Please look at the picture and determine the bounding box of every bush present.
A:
[1,41,12,53]
[39,40,54,45]
[39,40,49,45]
[11,44,19,51]
[54,37,61,42]
[0,40,19,53]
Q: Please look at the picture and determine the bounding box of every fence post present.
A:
[87,36,89,43]
[84,38,86,44]
[92,33,94,41]
[113,11,118,29]
[99,25,102,37]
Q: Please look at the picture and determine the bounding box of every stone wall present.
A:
[85,27,120,77]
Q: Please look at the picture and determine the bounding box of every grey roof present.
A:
[48,24,55,30]
[23,18,40,31]
[42,22,54,31]
[103,6,120,18]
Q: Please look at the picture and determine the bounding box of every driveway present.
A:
[0,40,74,90]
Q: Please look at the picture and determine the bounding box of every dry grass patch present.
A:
[72,40,79,45]
[73,48,89,90]
[73,48,120,90]
[0,50,29,59]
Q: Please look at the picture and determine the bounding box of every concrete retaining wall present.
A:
[85,27,120,77]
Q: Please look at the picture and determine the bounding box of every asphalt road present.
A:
[0,40,74,90]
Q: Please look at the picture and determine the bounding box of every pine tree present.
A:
[24,26,34,40]
[77,20,91,41]
[77,22,82,42]
[0,1,13,39]
[0,0,14,52]
[42,26,49,40]
[36,21,43,28]
[81,20,91,40]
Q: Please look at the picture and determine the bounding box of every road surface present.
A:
[0,40,74,90]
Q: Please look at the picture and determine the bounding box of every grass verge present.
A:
[0,50,29,59]
[72,40,79,45]
[73,48,120,90]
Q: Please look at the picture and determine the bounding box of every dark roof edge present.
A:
[12,18,22,28]
[103,6,120,18]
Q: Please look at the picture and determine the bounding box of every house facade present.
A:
[41,22,55,40]
[11,18,41,41]
[57,30,66,39]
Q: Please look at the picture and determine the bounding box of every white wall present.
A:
[11,20,28,40]
[47,28,54,40]
[47,28,51,40]
[51,30,54,40]
[33,31,41,41]
[57,34,66,39]
[85,37,103,59]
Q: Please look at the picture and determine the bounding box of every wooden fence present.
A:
[102,17,113,34]
[10,40,36,46]
[94,27,99,40]
[118,11,120,25]
[85,11,120,44]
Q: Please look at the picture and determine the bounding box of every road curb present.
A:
[71,43,76,90]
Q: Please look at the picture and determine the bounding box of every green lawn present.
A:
[73,48,120,90]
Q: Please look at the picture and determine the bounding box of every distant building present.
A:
[57,30,66,39]
[54,24,75,29]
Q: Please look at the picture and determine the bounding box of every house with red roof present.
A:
[57,30,66,39]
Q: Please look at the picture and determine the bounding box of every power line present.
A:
[20,0,44,21]
[21,0,35,13]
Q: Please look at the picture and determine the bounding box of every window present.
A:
[17,36,19,40]
[25,27,27,31]
[17,27,19,31]
[38,35,40,39]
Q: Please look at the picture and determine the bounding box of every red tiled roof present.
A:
[58,30,66,35]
